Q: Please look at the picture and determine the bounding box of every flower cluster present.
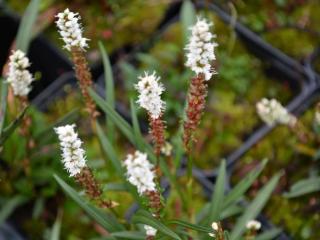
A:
[55,124,86,177]
[208,222,219,237]
[185,17,218,81]
[256,98,296,126]
[6,50,34,97]
[135,71,165,119]
[246,220,261,230]
[56,8,88,51]
[144,225,157,237]
[123,151,156,195]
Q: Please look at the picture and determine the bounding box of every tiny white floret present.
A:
[246,220,261,230]
[144,225,157,237]
[55,124,86,177]
[6,50,34,96]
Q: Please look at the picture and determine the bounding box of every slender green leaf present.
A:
[15,0,40,52]
[284,177,320,198]
[132,210,181,240]
[0,106,28,146]
[168,220,211,233]
[99,41,115,142]
[180,0,196,43]
[96,121,123,174]
[130,99,144,150]
[255,228,282,240]
[230,173,281,240]
[0,81,8,137]
[89,88,135,144]
[103,183,127,192]
[50,212,62,240]
[223,159,267,209]
[111,231,145,239]
[209,160,226,222]
[0,196,27,225]
[54,174,124,232]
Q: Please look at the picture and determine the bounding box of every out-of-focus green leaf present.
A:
[168,220,211,233]
[54,174,124,232]
[15,0,40,52]
[0,80,8,138]
[230,173,281,240]
[0,106,28,146]
[0,196,27,225]
[99,41,115,142]
[96,121,123,175]
[255,228,282,240]
[223,159,267,209]
[130,99,144,150]
[284,177,320,198]
[50,212,62,240]
[209,160,226,222]
[132,210,181,240]
[180,0,196,43]
[111,231,145,239]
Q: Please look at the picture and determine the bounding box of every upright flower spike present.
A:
[183,17,217,151]
[55,124,115,208]
[56,9,99,120]
[6,50,34,97]
[123,151,162,217]
[135,72,166,156]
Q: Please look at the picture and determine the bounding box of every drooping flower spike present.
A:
[56,8,89,51]
[7,50,34,97]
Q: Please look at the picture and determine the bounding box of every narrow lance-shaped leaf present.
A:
[54,174,124,232]
[130,99,144,150]
[50,212,62,240]
[99,41,115,142]
[180,0,196,43]
[0,80,8,138]
[209,160,226,222]
[0,195,27,225]
[15,0,40,52]
[284,177,320,198]
[230,173,281,240]
[255,228,282,240]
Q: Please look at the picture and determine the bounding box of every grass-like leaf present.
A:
[284,177,320,198]
[15,0,40,52]
[132,210,181,240]
[54,174,124,232]
[130,99,144,150]
[230,173,281,240]
[255,228,282,240]
[0,106,28,146]
[168,220,212,233]
[111,231,145,239]
[223,159,267,209]
[50,212,62,240]
[99,41,115,142]
[180,0,196,43]
[0,195,27,225]
[209,160,226,222]
[0,80,8,138]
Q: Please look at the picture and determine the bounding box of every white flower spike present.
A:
[56,8,89,51]
[246,220,261,230]
[6,50,34,97]
[55,124,86,177]
[144,225,157,237]
[135,71,165,119]
[123,151,156,195]
[256,98,296,126]
[185,17,218,81]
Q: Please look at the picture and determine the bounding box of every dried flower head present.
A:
[246,220,261,230]
[256,98,296,126]
[123,151,156,195]
[185,17,218,81]
[135,71,165,119]
[55,124,86,177]
[144,225,157,237]
[6,50,34,96]
[56,8,89,51]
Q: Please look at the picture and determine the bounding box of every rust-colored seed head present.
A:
[183,74,207,151]
[149,115,165,156]
[71,47,100,119]
[145,190,163,218]
[146,236,155,240]
[75,167,102,199]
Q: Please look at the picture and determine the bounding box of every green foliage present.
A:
[284,177,320,198]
